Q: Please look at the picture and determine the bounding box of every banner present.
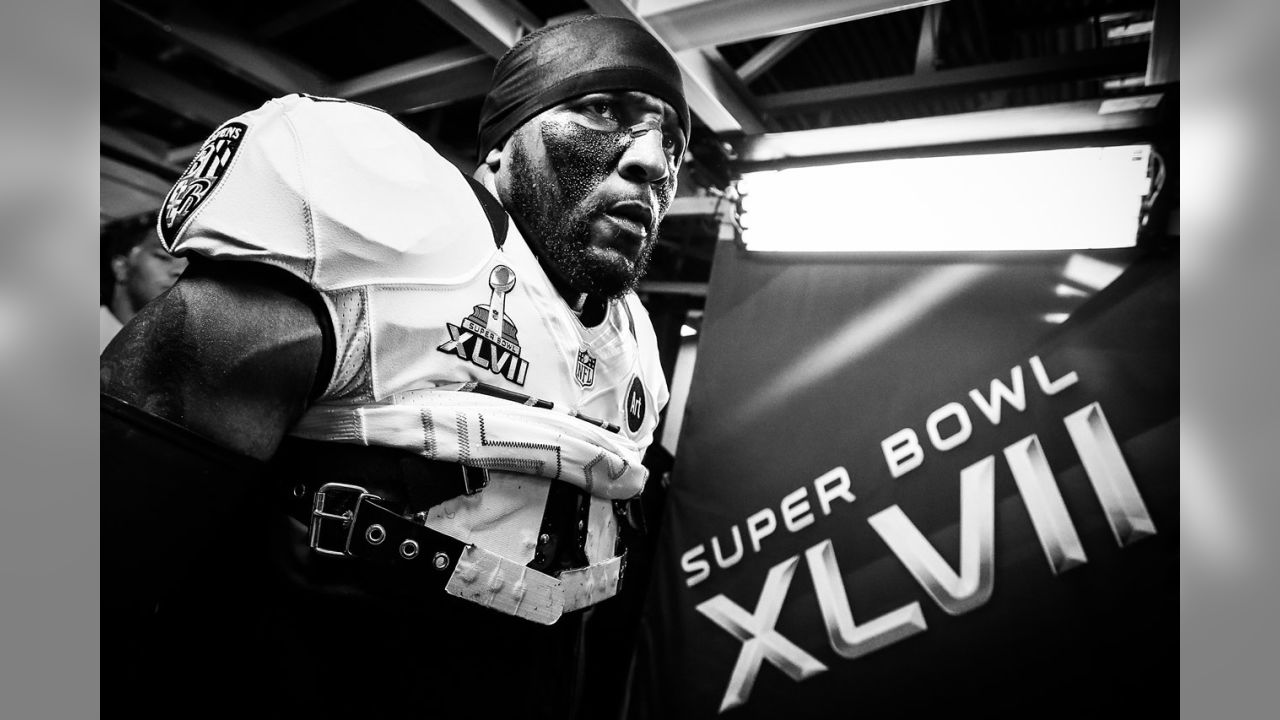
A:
[629,242,1177,719]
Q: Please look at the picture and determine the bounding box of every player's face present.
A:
[123,234,187,309]
[499,90,684,299]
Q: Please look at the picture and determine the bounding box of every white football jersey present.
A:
[161,94,669,578]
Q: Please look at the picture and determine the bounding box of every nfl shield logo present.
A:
[575,349,596,388]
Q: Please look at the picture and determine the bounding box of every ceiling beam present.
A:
[643,0,948,51]
[101,126,184,186]
[101,146,182,185]
[757,43,1150,114]
[736,30,815,84]
[113,1,328,95]
[102,155,174,223]
[587,0,764,134]
[101,156,174,197]
[102,52,245,129]
[101,126,175,169]
[913,3,943,73]
[416,0,542,58]
[256,0,360,39]
[736,96,1161,169]
[677,47,767,133]
[101,179,166,223]
[330,46,495,113]
[166,141,204,166]
[1145,0,1177,86]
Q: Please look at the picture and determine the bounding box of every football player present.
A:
[102,15,686,718]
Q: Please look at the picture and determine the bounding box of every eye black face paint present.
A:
[547,122,623,192]
[544,121,676,224]
[504,117,674,302]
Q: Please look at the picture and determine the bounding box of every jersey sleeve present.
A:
[159,94,495,290]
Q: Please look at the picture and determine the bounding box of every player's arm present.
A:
[100,257,329,459]
[101,257,331,627]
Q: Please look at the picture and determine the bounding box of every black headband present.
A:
[476,15,690,164]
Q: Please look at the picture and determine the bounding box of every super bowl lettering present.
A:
[881,355,1078,478]
[684,357,1158,713]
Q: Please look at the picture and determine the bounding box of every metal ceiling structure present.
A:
[101,0,1178,315]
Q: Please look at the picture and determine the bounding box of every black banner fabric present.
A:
[629,243,1177,719]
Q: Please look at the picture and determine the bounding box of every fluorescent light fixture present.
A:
[1106,20,1153,40]
[1063,253,1125,290]
[739,145,1151,252]
[1042,313,1070,324]
[680,324,698,337]
[1054,283,1090,298]
[1103,76,1149,91]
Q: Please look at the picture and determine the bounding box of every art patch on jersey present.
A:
[159,122,247,249]
[437,265,530,386]
[625,376,647,433]
[575,348,597,388]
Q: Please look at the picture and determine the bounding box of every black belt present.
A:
[272,438,487,584]
[270,437,633,599]
[305,481,468,576]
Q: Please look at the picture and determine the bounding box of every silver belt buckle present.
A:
[309,482,376,557]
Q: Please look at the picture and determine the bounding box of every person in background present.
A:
[99,213,187,352]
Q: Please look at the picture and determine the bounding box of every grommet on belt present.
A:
[365,524,386,545]
[433,552,450,570]
[399,539,419,560]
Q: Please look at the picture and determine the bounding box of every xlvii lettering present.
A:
[696,556,827,713]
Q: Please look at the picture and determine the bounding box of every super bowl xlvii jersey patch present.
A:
[159,122,247,249]
[436,265,531,386]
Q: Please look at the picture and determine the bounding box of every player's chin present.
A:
[581,246,643,299]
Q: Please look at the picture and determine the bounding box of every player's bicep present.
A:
[101,259,330,460]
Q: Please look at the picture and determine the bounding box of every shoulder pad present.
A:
[161,94,497,289]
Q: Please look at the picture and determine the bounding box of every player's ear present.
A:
[473,146,504,184]
[111,254,130,283]
[484,146,502,172]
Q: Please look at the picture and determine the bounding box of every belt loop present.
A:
[461,465,489,495]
